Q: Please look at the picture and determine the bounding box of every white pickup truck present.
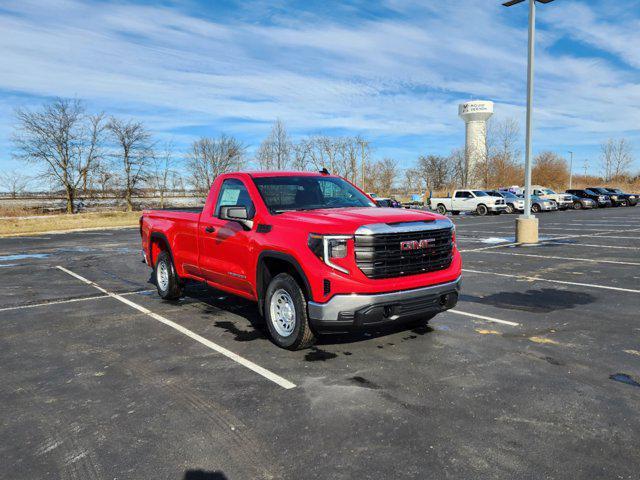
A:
[531,186,574,210]
[430,189,507,216]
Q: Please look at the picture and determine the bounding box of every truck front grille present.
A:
[354,227,454,279]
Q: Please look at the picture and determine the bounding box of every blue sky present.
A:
[1,0,639,181]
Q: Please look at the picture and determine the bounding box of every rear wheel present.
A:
[436,204,447,215]
[265,273,316,350]
[154,250,183,300]
[573,201,582,210]
[451,211,460,216]
[476,204,488,216]
[505,203,515,214]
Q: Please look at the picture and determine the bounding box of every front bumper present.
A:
[307,276,461,331]
[488,205,508,212]
[539,203,556,211]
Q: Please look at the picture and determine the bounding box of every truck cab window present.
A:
[214,178,255,218]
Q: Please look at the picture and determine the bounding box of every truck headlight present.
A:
[611,195,618,200]
[308,234,351,274]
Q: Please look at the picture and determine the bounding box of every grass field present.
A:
[0,211,141,236]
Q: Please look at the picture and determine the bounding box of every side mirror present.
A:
[219,206,253,229]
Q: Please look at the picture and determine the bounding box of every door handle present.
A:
[204,226,215,233]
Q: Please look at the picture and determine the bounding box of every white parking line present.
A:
[463,268,640,294]
[466,250,640,266]
[0,289,155,313]
[544,242,640,250]
[56,266,296,390]
[448,309,519,326]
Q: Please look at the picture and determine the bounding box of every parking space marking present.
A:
[0,289,155,313]
[56,266,297,390]
[448,309,519,326]
[466,250,640,266]
[545,242,640,250]
[463,268,640,294]
[460,227,640,252]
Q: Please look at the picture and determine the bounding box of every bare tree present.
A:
[186,134,245,194]
[0,170,31,198]
[376,158,397,196]
[12,98,104,213]
[256,119,291,170]
[291,139,311,171]
[303,135,371,185]
[601,138,633,181]
[475,117,522,188]
[417,155,450,191]
[533,151,569,189]
[148,143,175,208]
[107,118,153,211]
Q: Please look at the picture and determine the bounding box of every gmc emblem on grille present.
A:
[400,239,433,251]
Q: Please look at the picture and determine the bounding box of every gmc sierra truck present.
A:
[140,171,462,350]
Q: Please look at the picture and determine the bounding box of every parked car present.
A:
[373,197,401,208]
[140,171,461,350]
[566,189,612,208]
[429,189,507,216]
[529,195,557,213]
[586,187,628,207]
[485,190,525,214]
[570,195,597,210]
[601,188,638,207]
[531,186,574,210]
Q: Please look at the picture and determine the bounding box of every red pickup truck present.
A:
[140,171,461,350]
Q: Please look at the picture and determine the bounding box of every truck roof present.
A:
[242,171,334,178]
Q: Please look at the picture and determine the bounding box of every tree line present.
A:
[4,98,637,213]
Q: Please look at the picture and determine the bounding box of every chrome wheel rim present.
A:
[270,289,296,337]
[157,260,169,291]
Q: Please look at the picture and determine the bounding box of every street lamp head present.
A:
[503,0,554,6]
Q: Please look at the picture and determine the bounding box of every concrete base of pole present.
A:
[516,216,539,244]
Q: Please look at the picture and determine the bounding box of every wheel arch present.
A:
[149,231,174,267]
[256,251,312,317]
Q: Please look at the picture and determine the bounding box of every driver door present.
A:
[198,178,255,296]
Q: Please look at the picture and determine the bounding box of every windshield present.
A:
[253,176,375,213]
[589,188,607,194]
[543,189,556,194]
[472,190,488,197]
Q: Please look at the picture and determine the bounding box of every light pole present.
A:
[503,0,555,244]
[568,150,573,189]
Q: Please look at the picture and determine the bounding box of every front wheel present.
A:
[531,203,541,213]
[476,204,488,216]
[436,204,447,215]
[154,250,183,300]
[265,273,316,350]
[573,201,582,210]
[505,203,515,214]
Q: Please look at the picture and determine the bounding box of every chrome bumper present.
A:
[308,276,462,327]
[488,205,508,212]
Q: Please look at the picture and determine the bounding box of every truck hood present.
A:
[273,207,445,233]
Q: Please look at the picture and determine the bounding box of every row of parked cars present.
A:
[427,185,638,216]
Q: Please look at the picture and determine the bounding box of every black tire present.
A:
[505,203,515,214]
[573,201,582,210]
[476,204,488,216]
[436,204,447,215]
[531,203,541,213]
[154,250,183,300]
[264,273,316,350]
[451,211,460,216]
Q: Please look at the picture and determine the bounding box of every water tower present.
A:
[458,100,493,188]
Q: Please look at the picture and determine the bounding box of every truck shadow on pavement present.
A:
[183,470,228,480]
[460,288,595,313]
[148,279,436,353]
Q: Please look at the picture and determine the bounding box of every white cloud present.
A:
[0,0,638,171]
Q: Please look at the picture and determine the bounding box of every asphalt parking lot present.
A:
[1,206,639,479]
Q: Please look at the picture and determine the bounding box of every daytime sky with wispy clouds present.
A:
[1,0,639,177]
